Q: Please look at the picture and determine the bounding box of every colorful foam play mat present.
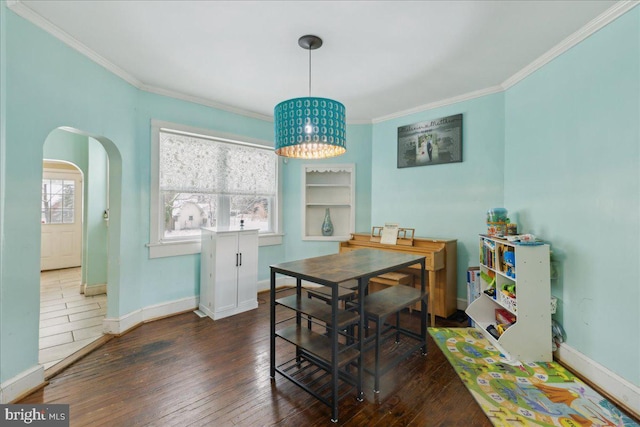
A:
[429,327,639,427]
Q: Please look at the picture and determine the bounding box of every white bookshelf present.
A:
[466,235,552,362]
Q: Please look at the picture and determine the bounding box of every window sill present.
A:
[147,233,283,259]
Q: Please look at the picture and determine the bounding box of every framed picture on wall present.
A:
[397,113,462,168]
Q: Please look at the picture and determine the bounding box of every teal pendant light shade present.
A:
[274,96,346,159]
[274,35,346,159]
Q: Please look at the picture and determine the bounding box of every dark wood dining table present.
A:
[269,248,427,422]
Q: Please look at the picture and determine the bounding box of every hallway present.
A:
[40,267,106,370]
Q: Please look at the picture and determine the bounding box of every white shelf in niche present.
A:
[307,203,350,208]
[303,164,355,241]
[306,184,351,187]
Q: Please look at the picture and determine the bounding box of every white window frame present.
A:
[148,120,283,259]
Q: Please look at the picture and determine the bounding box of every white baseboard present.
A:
[103,296,198,335]
[142,296,197,321]
[457,298,468,311]
[104,277,292,334]
[83,283,107,296]
[0,365,44,403]
[555,342,640,416]
[257,276,293,293]
[257,278,270,293]
[460,295,638,414]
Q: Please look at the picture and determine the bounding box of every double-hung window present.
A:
[149,120,280,258]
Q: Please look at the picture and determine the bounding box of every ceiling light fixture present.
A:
[274,35,346,159]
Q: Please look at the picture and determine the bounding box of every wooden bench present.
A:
[368,272,412,294]
[363,284,428,392]
[306,279,358,305]
[306,280,358,334]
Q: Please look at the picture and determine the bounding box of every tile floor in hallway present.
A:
[40,267,106,370]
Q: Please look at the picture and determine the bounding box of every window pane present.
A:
[63,195,74,210]
[50,180,63,197]
[42,180,52,223]
[163,192,216,239]
[62,210,74,224]
[157,128,279,242]
[41,179,75,224]
[229,195,272,232]
[50,209,63,223]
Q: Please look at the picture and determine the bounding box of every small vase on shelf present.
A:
[321,208,334,236]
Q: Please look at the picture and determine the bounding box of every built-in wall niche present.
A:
[303,164,355,241]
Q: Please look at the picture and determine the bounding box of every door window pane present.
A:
[42,179,75,224]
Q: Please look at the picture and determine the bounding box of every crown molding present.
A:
[501,1,639,90]
[5,0,274,123]
[371,1,639,123]
[345,118,374,126]
[141,83,273,122]
[372,85,504,124]
[7,0,639,126]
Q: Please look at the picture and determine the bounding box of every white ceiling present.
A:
[14,0,621,123]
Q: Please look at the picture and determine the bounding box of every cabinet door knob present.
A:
[236,253,239,267]
[239,253,242,266]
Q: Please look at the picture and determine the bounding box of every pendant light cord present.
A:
[308,46,312,97]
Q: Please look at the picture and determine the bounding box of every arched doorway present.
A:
[39,127,122,376]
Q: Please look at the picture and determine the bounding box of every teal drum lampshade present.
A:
[274,96,346,159]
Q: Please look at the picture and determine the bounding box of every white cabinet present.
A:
[199,227,259,320]
[466,235,552,362]
[303,164,355,241]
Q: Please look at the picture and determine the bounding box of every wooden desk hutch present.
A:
[339,233,458,322]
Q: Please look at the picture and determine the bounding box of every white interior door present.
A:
[41,168,83,271]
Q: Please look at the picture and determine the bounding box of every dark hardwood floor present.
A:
[20,288,492,426]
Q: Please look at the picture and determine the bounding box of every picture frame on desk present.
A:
[397,113,462,168]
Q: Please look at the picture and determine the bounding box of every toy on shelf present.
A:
[503,250,516,278]
[486,208,508,237]
[502,283,516,299]
[486,207,518,237]
[480,270,496,298]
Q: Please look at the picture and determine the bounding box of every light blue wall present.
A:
[282,123,373,261]
[43,129,89,170]
[0,6,292,385]
[0,0,8,390]
[371,93,506,297]
[504,8,640,386]
[85,138,109,287]
[1,7,137,383]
